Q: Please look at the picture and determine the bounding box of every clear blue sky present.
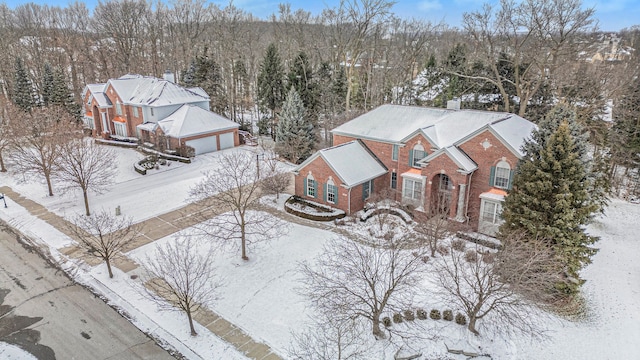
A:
[2,0,638,31]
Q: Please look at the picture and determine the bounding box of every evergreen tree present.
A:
[42,63,55,107]
[275,88,314,164]
[500,122,599,295]
[288,51,317,115]
[524,103,609,214]
[332,67,347,112]
[182,52,227,116]
[257,43,286,139]
[13,57,37,112]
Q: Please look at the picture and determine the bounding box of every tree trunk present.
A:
[0,152,6,172]
[240,217,248,261]
[372,314,386,339]
[187,309,197,336]
[45,173,54,197]
[106,258,114,278]
[467,315,479,335]
[83,189,91,216]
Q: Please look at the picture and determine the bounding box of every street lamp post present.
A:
[0,193,6,208]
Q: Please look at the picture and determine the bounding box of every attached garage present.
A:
[219,132,235,150]
[157,104,239,156]
[186,137,218,155]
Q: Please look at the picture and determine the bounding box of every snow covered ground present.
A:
[1,140,639,359]
[0,342,37,360]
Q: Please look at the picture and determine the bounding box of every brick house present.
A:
[293,102,537,235]
[82,73,239,155]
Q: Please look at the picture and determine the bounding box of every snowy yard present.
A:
[0,141,639,359]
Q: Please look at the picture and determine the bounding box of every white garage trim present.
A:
[186,136,218,155]
[219,132,234,150]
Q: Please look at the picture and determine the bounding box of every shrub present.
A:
[416,309,427,320]
[443,310,453,321]
[451,239,466,252]
[382,316,392,327]
[403,310,415,321]
[437,245,449,256]
[482,252,495,264]
[429,309,441,320]
[393,313,403,323]
[464,249,478,263]
[455,313,467,325]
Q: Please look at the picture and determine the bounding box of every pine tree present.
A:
[13,57,37,112]
[275,88,314,164]
[257,43,286,139]
[42,63,55,107]
[182,52,227,116]
[288,51,317,116]
[524,103,609,214]
[500,122,598,295]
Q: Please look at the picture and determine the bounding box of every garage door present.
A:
[186,136,218,155]
[219,132,235,150]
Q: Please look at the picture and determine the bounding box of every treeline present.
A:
[0,0,638,154]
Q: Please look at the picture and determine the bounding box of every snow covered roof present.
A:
[157,104,238,138]
[86,83,112,107]
[421,146,478,173]
[107,74,209,107]
[332,104,535,157]
[296,141,387,188]
[136,122,157,132]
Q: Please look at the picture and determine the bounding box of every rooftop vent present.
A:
[447,98,461,110]
[163,70,175,83]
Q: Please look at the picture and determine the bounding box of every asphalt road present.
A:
[0,227,176,360]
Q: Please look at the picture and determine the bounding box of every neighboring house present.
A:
[82,72,239,155]
[293,101,536,235]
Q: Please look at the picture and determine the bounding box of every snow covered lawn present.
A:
[0,145,269,223]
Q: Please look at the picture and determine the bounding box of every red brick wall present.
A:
[295,156,350,213]
[458,129,519,229]
[421,154,468,218]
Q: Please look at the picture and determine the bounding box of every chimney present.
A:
[163,70,175,83]
[447,97,461,110]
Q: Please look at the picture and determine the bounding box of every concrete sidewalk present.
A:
[0,185,283,360]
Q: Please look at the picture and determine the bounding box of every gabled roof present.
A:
[107,74,209,107]
[295,140,387,188]
[332,104,535,157]
[420,146,478,173]
[157,104,238,138]
[85,83,112,107]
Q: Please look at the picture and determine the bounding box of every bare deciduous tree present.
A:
[67,210,141,279]
[55,139,117,216]
[259,149,291,200]
[431,233,562,337]
[8,105,79,196]
[0,101,13,172]
[189,150,288,260]
[142,236,222,336]
[289,318,369,360]
[299,236,427,339]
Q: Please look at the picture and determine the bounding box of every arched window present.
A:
[115,101,122,116]
[493,160,511,189]
[306,173,316,198]
[326,178,337,204]
[411,143,426,167]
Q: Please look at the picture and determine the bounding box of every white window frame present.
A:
[327,180,336,204]
[83,116,94,129]
[402,178,423,200]
[133,106,139,117]
[116,101,122,116]
[481,199,503,224]
[392,144,399,161]
[390,171,397,189]
[412,144,426,167]
[494,160,511,189]
[307,174,315,197]
[113,121,127,137]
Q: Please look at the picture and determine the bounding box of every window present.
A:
[327,179,337,204]
[306,174,316,197]
[392,144,399,161]
[116,102,122,116]
[492,160,511,189]
[391,171,397,189]
[133,106,139,117]
[481,200,502,224]
[411,144,426,167]
[83,116,94,129]
[439,174,452,192]
[113,122,127,137]
[403,178,422,200]
[150,107,155,116]
[362,180,372,200]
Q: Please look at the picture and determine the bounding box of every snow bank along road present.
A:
[0,225,175,360]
